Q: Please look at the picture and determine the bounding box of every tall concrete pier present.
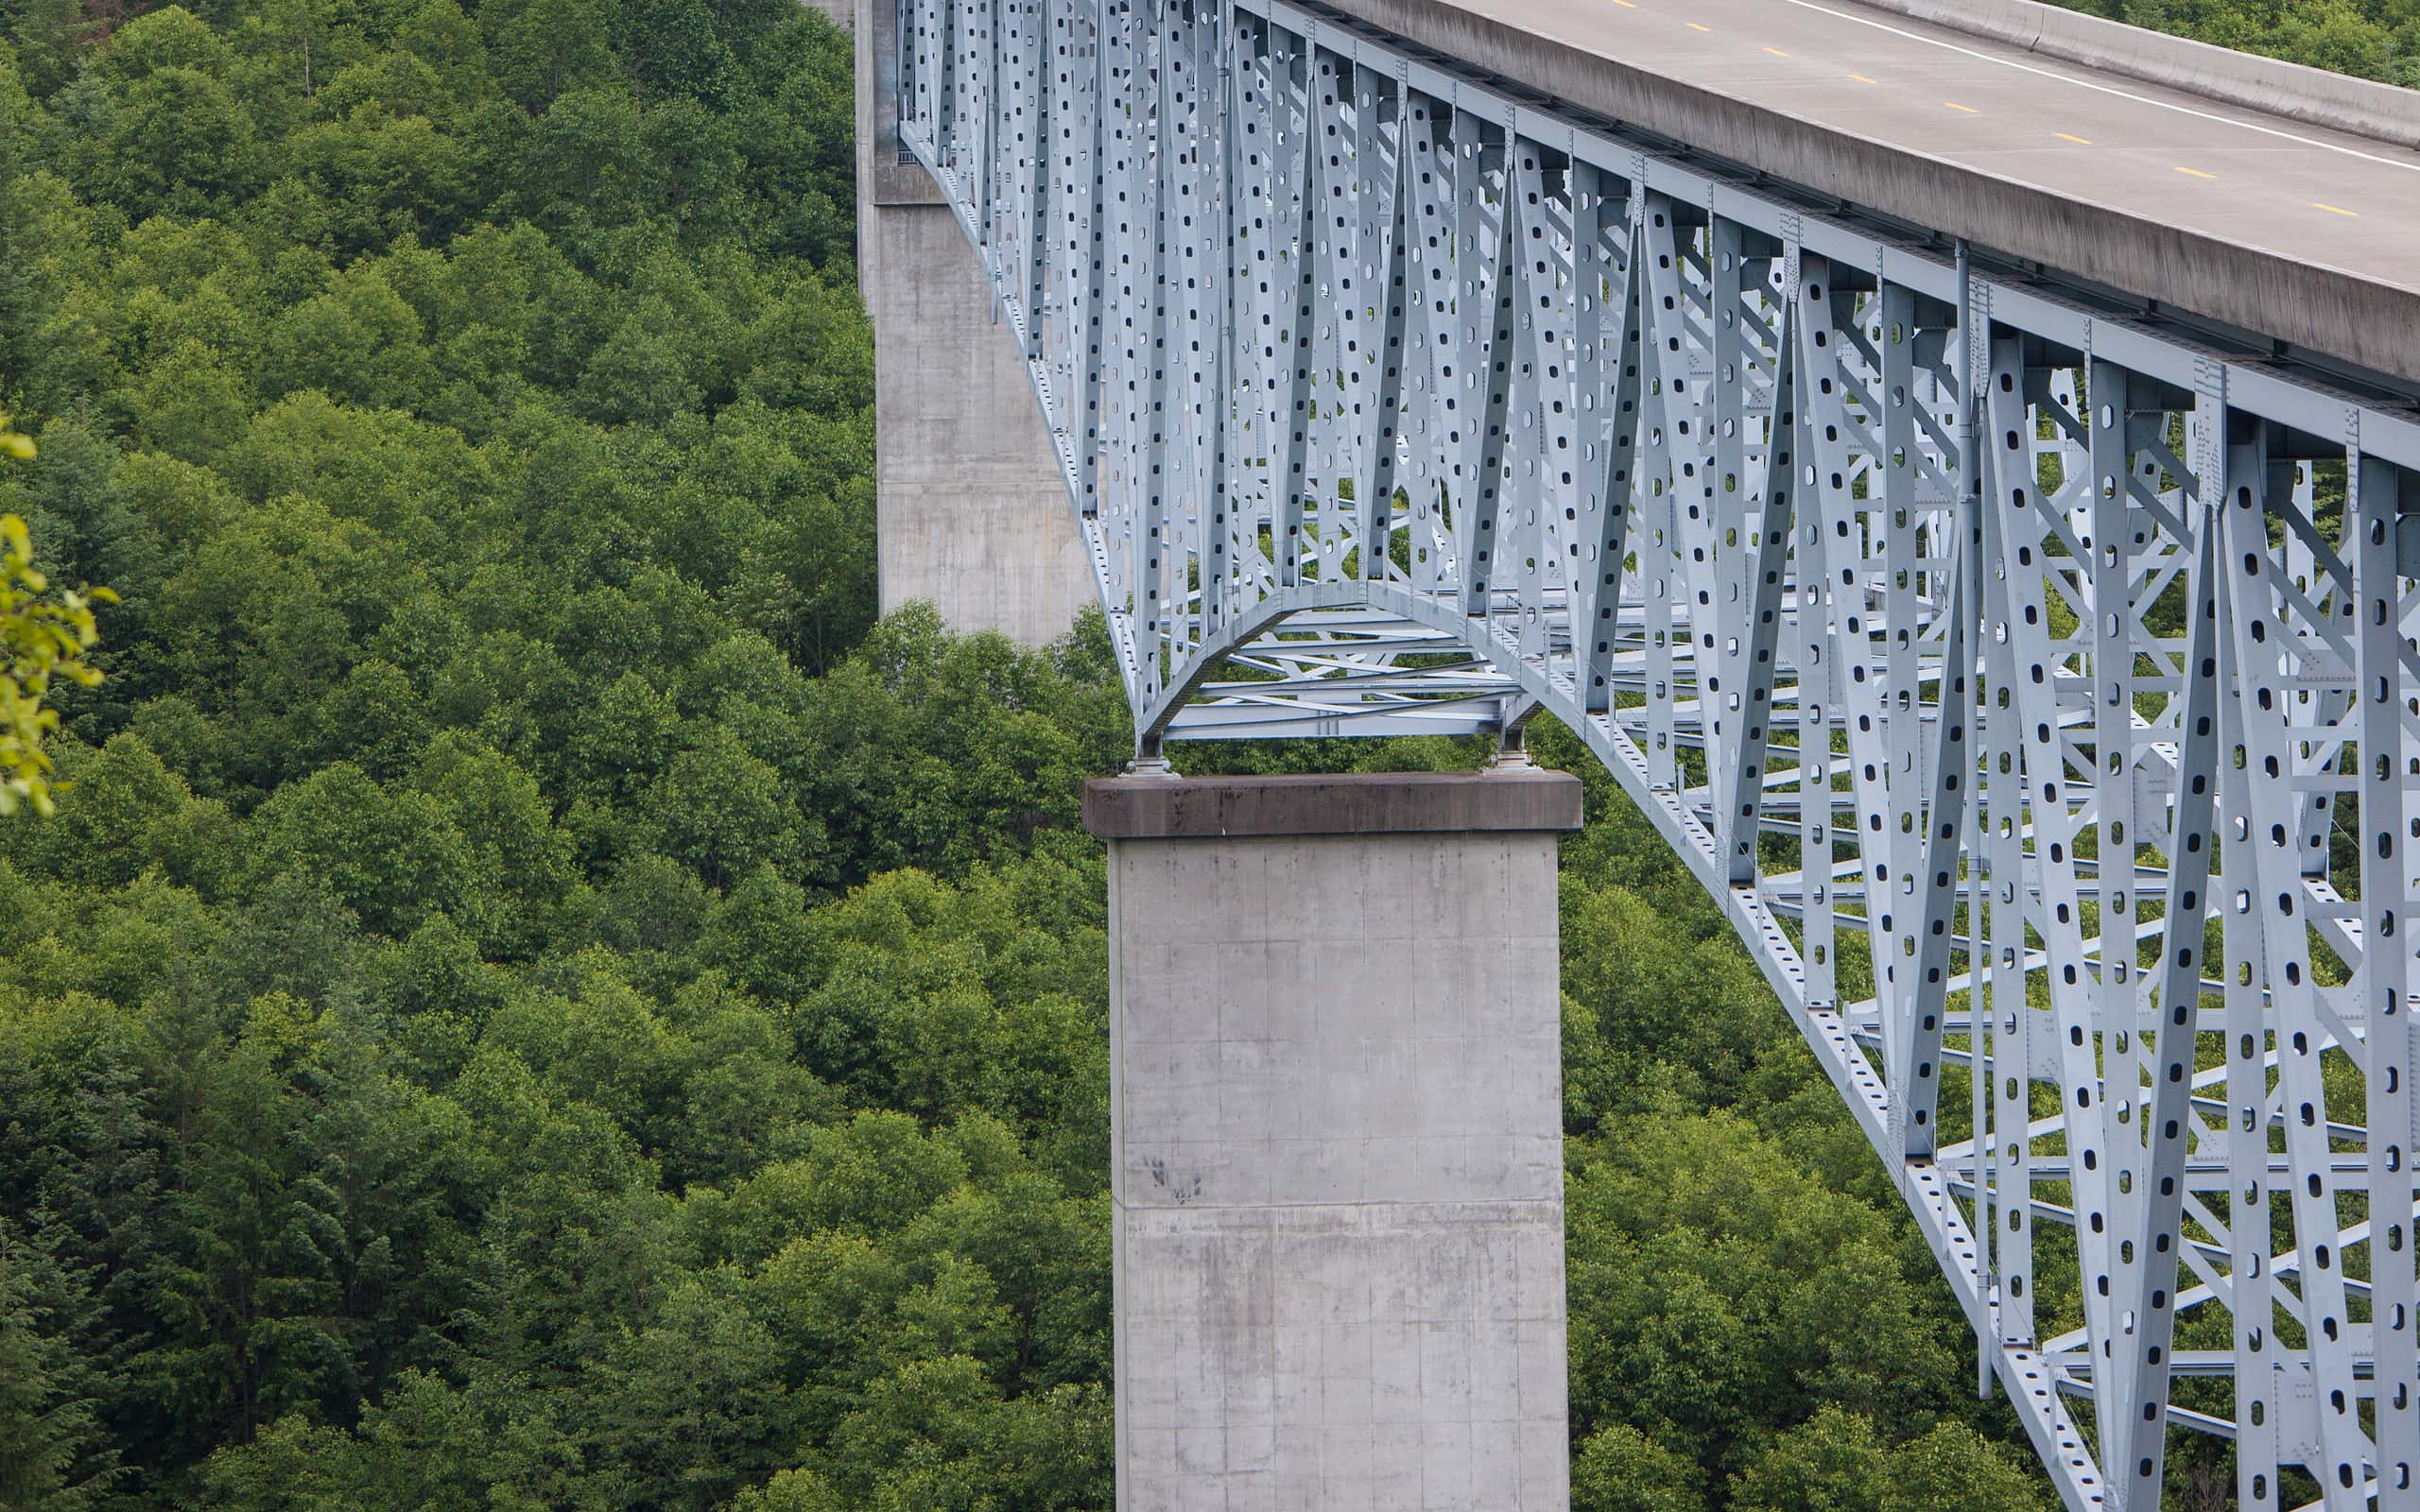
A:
[1083,771,1581,1511]
[852,0,1092,645]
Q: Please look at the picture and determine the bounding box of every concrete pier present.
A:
[853,0,1094,645]
[1083,771,1582,1511]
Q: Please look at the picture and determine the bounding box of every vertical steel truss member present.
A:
[896,0,2420,1502]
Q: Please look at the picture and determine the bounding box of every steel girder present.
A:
[894,0,2420,1503]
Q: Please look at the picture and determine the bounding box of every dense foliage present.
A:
[0,501,113,816]
[0,0,2081,1506]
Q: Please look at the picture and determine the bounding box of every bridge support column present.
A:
[853,0,1092,644]
[1083,772,1581,1511]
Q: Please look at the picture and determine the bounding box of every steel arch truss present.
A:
[898,0,2420,1503]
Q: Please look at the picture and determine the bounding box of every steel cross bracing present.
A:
[894,0,2420,1503]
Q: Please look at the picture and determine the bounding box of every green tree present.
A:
[1,509,112,817]
[646,726,801,888]
[593,1274,791,1509]
[90,65,260,217]
[130,341,254,466]
[1572,1422,1701,1512]
[483,0,618,109]
[729,1469,846,1512]
[579,304,706,425]
[247,762,476,935]
[1729,1406,2047,1512]
[0,1220,116,1510]
[259,264,438,410]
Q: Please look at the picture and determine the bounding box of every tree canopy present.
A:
[0,0,2255,1502]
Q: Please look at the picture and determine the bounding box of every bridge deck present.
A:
[1320,0,2420,387]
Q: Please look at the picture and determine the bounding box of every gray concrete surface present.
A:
[1312,0,2420,386]
[1859,0,2420,147]
[1084,769,1585,839]
[854,0,1094,645]
[1094,774,1579,1510]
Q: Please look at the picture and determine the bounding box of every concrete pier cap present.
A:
[1086,768,1582,1510]
[1081,767,1585,841]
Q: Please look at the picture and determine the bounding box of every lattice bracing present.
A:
[895,0,2420,1503]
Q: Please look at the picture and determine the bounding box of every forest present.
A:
[0,0,2394,1506]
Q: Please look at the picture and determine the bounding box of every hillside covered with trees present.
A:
[0,0,2126,1506]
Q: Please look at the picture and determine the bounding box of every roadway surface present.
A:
[1316,0,2420,387]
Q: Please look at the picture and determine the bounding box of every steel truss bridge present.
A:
[893,0,2420,1502]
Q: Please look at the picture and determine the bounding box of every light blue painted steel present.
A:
[894,0,2420,1504]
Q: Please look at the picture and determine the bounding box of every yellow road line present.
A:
[2174,164,2216,179]
[2054,131,2092,146]
[1763,45,1789,56]
[1848,73,1879,83]
[2314,201,2359,216]
[1943,101,1979,113]
[1685,21,1711,30]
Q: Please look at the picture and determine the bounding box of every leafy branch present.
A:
[0,419,114,817]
